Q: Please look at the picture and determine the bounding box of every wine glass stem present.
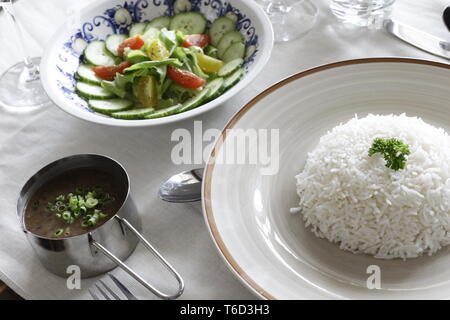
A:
[2,1,39,81]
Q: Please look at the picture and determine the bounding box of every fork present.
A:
[89,274,138,300]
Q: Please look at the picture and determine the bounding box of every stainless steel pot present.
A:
[17,154,184,299]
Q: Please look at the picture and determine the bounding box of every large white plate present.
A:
[202,58,450,299]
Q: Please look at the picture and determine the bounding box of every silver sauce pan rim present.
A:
[17,153,131,241]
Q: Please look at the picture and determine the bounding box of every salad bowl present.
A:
[40,0,273,127]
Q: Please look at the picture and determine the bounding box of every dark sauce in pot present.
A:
[24,168,126,238]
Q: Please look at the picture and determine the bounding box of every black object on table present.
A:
[444,6,450,32]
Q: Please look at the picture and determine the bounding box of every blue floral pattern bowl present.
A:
[41,0,273,127]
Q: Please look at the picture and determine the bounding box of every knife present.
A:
[384,19,450,60]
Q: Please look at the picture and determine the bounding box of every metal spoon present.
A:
[158,168,203,202]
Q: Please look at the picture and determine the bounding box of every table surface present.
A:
[0,0,448,300]
[0,280,21,300]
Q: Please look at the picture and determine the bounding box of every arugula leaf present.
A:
[101,80,126,98]
[172,47,187,61]
[184,47,209,79]
[101,68,147,98]
[368,138,411,171]
[160,78,173,97]
[164,82,198,102]
[124,59,182,73]
[156,98,175,109]
[159,28,178,56]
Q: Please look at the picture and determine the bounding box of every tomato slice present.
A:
[92,61,132,81]
[196,53,224,73]
[117,36,145,57]
[167,66,206,89]
[182,34,210,48]
[147,39,170,61]
[136,75,158,108]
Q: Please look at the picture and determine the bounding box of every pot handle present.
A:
[89,215,184,300]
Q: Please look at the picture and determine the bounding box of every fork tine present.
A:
[88,288,100,300]
[95,284,111,300]
[99,279,121,300]
[108,274,138,300]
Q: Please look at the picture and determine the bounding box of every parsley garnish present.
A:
[368,138,410,171]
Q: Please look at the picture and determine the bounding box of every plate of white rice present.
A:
[203,58,450,299]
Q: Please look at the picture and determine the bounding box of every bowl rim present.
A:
[201,57,450,300]
[40,0,274,127]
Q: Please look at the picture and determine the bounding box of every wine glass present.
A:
[255,0,318,42]
[330,0,395,27]
[0,0,49,111]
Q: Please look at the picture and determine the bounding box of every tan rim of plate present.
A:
[202,58,450,300]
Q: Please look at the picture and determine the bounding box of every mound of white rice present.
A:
[293,114,450,259]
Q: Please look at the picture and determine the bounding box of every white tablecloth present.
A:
[0,0,448,300]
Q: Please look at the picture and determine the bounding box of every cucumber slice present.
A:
[111,107,156,119]
[217,31,244,58]
[169,12,207,34]
[105,34,127,56]
[76,81,115,99]
[129,22,148,37]
[147,16,171,30]
[84,41,117,66]
[209,17,236,46]
[204,77,224,101]
[175,88,210,113]
[222,68,244,91]
[88,99,133,114]
[145,104,181,119]
[222,41,245,63]
[217,58,243,77]
[76,64,101,85]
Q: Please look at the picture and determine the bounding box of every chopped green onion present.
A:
[85,198,98,208]
[54,229,64,236]
[78,198,85,207]
[86,192,94,199]
[81,221,91,228]
[62,211,72,221]
[51,187,115,227]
